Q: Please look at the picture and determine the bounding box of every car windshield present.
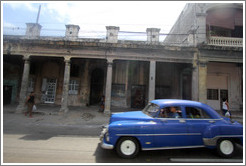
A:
[142,103,160,117]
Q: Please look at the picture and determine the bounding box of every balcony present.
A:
[207,36,243,47]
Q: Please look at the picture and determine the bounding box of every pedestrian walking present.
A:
[99,95,105,112]
[25,92,35,118]
[222,98,231,118]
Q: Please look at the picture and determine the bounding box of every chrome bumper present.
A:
[100,141,114,149]
[100,125,114,150]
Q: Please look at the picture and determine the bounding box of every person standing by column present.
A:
[25,92,35,118]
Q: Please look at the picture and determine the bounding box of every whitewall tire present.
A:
[116,137,140,158]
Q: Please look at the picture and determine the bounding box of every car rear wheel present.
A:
[216,139,235,158]
[116,137,140,158]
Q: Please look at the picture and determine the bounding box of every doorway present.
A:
[220,89,228,110]
[131,85,146,108]
[3,85,12,105]
[90,68,104,105]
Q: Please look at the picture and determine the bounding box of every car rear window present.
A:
[185,107,211,119]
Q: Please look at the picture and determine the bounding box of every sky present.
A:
[2,1,188,40]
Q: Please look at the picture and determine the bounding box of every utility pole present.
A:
[36,5,41,24]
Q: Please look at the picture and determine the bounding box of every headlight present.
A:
[105,132,110,142]
[100,125,110,142]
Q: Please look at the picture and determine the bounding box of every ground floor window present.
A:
[28,77,35,93]
[69,79,79,95]
[207,89,219,100]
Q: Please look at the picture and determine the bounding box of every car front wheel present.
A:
[216,139,236,158]
[116,137,140,158]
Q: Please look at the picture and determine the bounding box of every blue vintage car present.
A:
[100,99,243,158]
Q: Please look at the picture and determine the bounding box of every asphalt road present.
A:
[3,134,243,164]
[2,110,244,164]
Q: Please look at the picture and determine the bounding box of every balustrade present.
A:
[208,36,243,47]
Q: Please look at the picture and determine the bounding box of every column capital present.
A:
[107,58,114,66]
[199,60,208,67]
[64,56,71,63]
[23,55,30,61]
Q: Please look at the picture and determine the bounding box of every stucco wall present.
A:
[207,62,242,111]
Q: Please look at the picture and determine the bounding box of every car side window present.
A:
[185,107,211,119]
[159,106,182,118]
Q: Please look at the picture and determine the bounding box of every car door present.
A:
[154,106,190,148]
[184,106,215,146]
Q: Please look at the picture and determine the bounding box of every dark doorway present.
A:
[3,85,12,105]
[182,73,192,100]
[131,85,146,109]
[220,89,228,110]
[90,68,104,105]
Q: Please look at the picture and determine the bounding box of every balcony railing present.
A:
[208,36,243,47]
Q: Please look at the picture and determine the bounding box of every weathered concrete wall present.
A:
[164,4,196,46]
[207,62,242,111]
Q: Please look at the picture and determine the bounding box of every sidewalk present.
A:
[3,104,140,136]
[4,104,108,125]
[3,104,243,135]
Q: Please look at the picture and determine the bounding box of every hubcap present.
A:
[220,140,234,155]
[120,140,136,155]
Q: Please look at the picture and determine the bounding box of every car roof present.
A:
[151,99,209,109]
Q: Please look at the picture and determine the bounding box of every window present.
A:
[69,80,79,95]
[185,107,211,119]
[142,103,160,118]
[28,77,35,93]
[207,89,218,100]
[159,106,182,118]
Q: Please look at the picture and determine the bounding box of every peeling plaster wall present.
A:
[207,62,243,111]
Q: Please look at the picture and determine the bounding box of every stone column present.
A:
[198,60,207,103]
[104,59,113,115]
[148,60,156,102]
[16,55,31,113]
[192,52,199,101]
[60,57,71,113]
[196,4,207,44]
[125,61,129,107]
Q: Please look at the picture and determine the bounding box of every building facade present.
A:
[164,3,243,112]
[3,3,243,114]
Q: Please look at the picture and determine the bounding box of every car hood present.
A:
[109,111,152,124]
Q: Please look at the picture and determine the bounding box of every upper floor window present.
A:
[207,8,243,38]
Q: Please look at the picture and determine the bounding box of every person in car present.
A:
[168,107,180,118]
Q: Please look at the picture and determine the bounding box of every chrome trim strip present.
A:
[203,135,243,146]
[157,118,223,121]
[184,118,223,121]
[142,145,205,151]
[116,133,202,137]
